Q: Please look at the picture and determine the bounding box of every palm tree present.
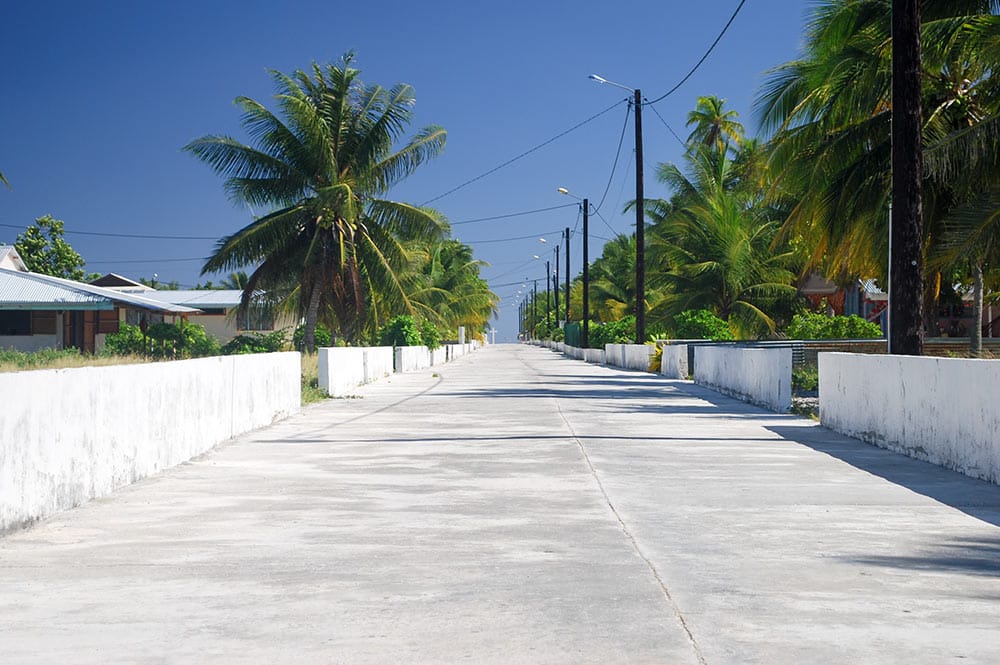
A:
[648,144,798,338]
[407,239,498,334]
[185,54,448,350]
[220,271,250,290]
[0,170,8,189]
[686,95,744,154]
[757,1,1000,347]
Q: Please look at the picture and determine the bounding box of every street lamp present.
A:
[590,73,645,344]
[558,187,590,348]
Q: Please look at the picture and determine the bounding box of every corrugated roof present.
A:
[0,267,199,313]
[140,290,246,307]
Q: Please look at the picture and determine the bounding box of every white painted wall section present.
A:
[694,346,792,412]
[363,347,394,383]
[429,347,447,366]
[395,346,431,373]
[0,352,300,534]
[819,352,1000,484]
[318,347,366,397]
[661,345,689,380]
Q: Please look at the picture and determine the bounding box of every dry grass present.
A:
[0,349,148,373]
[299,352,329,404]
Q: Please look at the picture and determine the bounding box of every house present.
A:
[0,246,198,353]
[91,274,293,343]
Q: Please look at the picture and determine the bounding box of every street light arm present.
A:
[589,73,634,93]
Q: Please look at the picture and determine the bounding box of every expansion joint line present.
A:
[554,399,708,665]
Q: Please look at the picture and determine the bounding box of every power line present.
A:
[452,203,576,226]
[421,99,628,205]
[0,222,218,241]
[594,104,632,213]
[464,230,562,245]
[645,0,748,106]
[648,102,687,148]
[87,257,207,265]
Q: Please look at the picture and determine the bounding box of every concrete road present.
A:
[2,344,999,664]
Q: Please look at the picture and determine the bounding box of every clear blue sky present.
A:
[0,0,807,342]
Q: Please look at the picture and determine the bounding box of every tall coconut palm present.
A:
[185,54,448,350]
[648,144,798,338]
[686,95,744,154]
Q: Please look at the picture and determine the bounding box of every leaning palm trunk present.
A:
[303,286,322,354]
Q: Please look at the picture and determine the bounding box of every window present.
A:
[0,310,32,335]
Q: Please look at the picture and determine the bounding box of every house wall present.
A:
[0,352,301,534]
[819,352,1000,485]
[694,346,792,413]
[0,333,60,352]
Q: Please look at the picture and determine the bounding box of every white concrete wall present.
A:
[363,347,394,383]
[395,346,431,373]
[694,346,792,412]
[0,352,300,534]
[604,344,624,368]
[819,352,1000,484]
[429,347,447,366]
[318,347,366,397]
[583,348,606,364]
[661,344,690,380]
[623,345,654,371]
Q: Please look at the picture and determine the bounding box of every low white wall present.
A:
[395,346,431,373]
[447,344,465,359]
[430,347,447,366]
[694,346,792,412]
[318,347,366,397]
[623,345,653,371]
[363,347,394,383]
[0,352,300,534]
[604,344,625,368]
[819,352,1000,484]
[583,348,606,364]
[661,344,690,380]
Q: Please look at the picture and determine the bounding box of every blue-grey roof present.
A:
[0,267,199,313]
[140,290,247,308]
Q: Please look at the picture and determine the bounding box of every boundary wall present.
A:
[395,346,432,373]
[819,352,1000,484]
[0,352,301,534]
[604,344,653,371]
[661,344,689,380]
[319,347,366,397]
[694,346,792,412]
[364,347,394,383]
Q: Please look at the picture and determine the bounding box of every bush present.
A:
[102,323,146,356]
[671,310,733,341]
[0,347,82,369]
[792,365,819,392]
[293,323,332,351]
[419,320,442,350]
[222,329,288,355]
[786,312,883,339]
[587,316,636,347]
[379,315,421,347]
[146,321,220,358]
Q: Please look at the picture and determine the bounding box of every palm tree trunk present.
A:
[890,0,925,355]
[971,260,984,357]
[303,286,321,353]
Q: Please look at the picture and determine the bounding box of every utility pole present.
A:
[582,198,590,348]
[554,246,560,324]
[890,0,924,355]
[633,88,645,344]
[532,279,538,340]
[564,227,571,322]
[546,260,551,332]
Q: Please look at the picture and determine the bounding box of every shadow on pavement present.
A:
[841,535,1000,578]
[766,424,1000,533]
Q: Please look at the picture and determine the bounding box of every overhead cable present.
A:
[422,99,628,205]
[645,0,748,106]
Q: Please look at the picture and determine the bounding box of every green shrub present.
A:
[792,365,819,392]
[222,329,287,355]
[145,321,220,358]
[786,312,883,339]
[587,315,636,347]
[0,347,82,369]
[293,323,332,351]
[671,310,734,341]
[102,323,146,356]
[379,315,421,347]
[419,320,442,350]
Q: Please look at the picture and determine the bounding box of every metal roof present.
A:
[0,267,199,313]
[140,290,247,308]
